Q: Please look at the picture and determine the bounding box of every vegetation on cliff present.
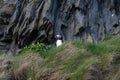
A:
[0,37,120,80]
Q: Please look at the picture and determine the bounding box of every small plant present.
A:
[73,41,107,55]
[20,43,47,55]
[20,43,64,58]
[34,0,40,3]
[84,43,107,55]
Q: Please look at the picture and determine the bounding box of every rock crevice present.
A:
[0,0,120,54]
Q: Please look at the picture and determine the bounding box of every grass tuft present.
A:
[20,43,64,58]
[73,37,120,55]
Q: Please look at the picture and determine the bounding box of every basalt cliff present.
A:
[0,0,120,54]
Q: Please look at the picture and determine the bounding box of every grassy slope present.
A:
[1,37,120,80]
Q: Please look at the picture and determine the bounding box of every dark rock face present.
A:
[0,0,120,54]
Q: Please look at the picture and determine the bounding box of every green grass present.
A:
[73,41,107,55]
[20,43,47,54]
[21,37,120,59]
[73,37,120,55]
[64,52,91,73]
[20,43,64,58]
[9,37,120,80]
[30,70,36,80]
[39,46,64,58]
[70,58,97,80]
[34,0,40,3]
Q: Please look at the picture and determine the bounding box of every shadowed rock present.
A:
[0,0,120,54]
